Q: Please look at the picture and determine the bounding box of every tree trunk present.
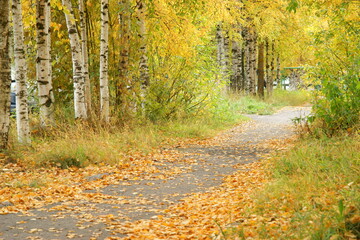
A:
[100,0,109,123]
[240,47,245,92]
[79,0,91,115]
[230,40,239,91]
[223,30,230,90]
[0,0,11,150]
[62,0,87,119]
[231,40,243,92]
[13,0,30,144]
[118,0,133,114]
[249,31,257,95]
[265,39,274,96]
[270,40,275,92]
[243,27,251,94]
[276,51,281,86]
[216,24,224,82]
[36,0,54,126]
[243,27,257,95]
[257,42,265,99]
[136,0,150,113]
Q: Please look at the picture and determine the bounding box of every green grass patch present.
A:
[227,89,310,115]
[229,135,360,239]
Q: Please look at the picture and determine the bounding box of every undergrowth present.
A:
[5,90,308,170]
[6,95,247,169]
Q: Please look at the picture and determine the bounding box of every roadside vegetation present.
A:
[4,89,309,170]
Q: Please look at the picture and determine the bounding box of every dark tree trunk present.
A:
[257,42,265,99]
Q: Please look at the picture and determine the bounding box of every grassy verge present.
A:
[5,96,247,169]
[225,134,360,239]
[229,89,310,115]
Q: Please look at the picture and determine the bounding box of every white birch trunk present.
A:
[231,40,241,91]
[13,0,30,144]
[119,0,134,113]
[79,0,91,115]
[216,24,225,79]
[100,0,109,123]
[276,52,280,85]
[249,31,257,95]
[266,40,274,96]
[0,0,11,150]
[36,0,54,126]
[62,0,87,119]
[243,27,251,94]
[136,0,150,113]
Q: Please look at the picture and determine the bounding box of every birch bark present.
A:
[119,0,133,113]
[79,0,91,115]
[243,27,257,95]
[13,0,30,144]
[249,31,257,95]
[216,24,225,82]
[136,0,150,112]
[36,0,54,126]
[0,0,11,150]
[62,0,87,119]
[100,0,109,122]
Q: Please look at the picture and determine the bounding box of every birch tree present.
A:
[13,0,30,144]
[265,39,274,96]
[79,0,91,115]
[243,27,257,95]
[0,0,11,150]
[136,0,150,112]
[36,0,54,126]
[257,42,265,99]
[62,0,87,119]
[100,0,109,122]
[118,0,134,113]
[216,24,225,82]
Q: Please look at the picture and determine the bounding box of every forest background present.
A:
[0,0,359,238]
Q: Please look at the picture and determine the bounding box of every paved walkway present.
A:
[0,107,310,240]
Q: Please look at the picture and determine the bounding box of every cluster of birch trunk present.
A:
[0,0,150,149]
[216,24,281,99]
[0,0,284,150]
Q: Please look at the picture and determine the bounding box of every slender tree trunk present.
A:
[257,42,265,99]
[79,0,91,116]
[243,27,251,94]
[249,31,257,95]
[266,39,274,96]
[240,47,245,92]
[276,51,281,86]
[216,24,225,84]
[118,0,133,114]
[231,40,243,92]
[270,40,275,92]
[13,0,30,144]
[62,0,87,119]
[0,0,11,150]
[230,40,239,91]
[100,0,109,123]
[243,27,256,95]
[223,30,230,90]
[136,0,150,113]
[36,0,54,126]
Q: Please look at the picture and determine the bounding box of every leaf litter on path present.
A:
[0,107,310,239]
